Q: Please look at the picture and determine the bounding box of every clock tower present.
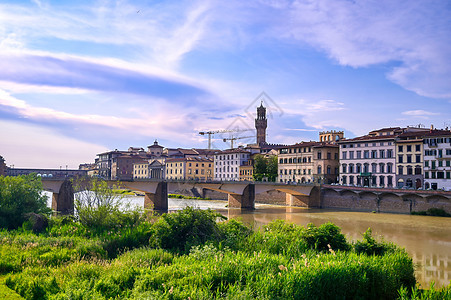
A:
[255,102,267,145]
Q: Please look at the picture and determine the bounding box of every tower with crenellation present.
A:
[255,102,267,145]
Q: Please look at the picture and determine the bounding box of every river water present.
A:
[48,194,451,288]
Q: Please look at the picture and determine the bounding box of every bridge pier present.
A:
[144,181,168,211]
[51,180,74,215]
[285,186,321,208]
[228,184,255,209]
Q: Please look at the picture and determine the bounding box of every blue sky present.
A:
[0,0,450,168]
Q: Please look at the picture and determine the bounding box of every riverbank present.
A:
[1,207,450,299]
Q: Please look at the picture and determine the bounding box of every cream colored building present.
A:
[166,157,213,181]
[278,142,315,183]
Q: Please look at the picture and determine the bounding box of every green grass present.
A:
[0,208,442,299]
[0,276,23,299]
[168,193,212,200]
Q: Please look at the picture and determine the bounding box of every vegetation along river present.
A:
[49,194,451,289]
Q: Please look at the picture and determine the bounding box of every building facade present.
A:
[278,142,315,183]
[339,128,400,187]
[214,149,251,181]
[395,131,425,189]
[0,155,6,176]
[312,144,340,184]
[423,130,451,191]
[166,157,213,181]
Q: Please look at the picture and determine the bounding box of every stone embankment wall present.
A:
[168,183,286,204]
[321,187,451,214]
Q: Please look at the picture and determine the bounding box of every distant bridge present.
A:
[41,179,451,215]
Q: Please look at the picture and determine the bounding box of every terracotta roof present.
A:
[215,148,251,154]
[166,157,213,163]
[338,134,398,143]
[422,130,451,137]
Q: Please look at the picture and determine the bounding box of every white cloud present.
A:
[402,110,439,116]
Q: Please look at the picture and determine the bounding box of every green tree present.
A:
[253,155,267,181]
[266,156,278,182]
[0,174,50,229]
[253,155,278,182]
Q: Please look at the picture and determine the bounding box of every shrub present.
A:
[149,207,225,253]
[0,175,50,230]
[73,178,146,235]
[354,228,397,256]
[412,208,451,217]
[216,218,252,251]
[300,222,351,252]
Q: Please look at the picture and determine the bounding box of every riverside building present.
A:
[214,148,251,181]
[423,129,451,191]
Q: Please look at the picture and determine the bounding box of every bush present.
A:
[354,228,397,256]
[0,175,50,230]
[73,178,146,235]
[411,208,451,217]
[301,222,351,252]
[149,207,225,253]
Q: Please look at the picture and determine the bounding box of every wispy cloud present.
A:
[402,110,439,119]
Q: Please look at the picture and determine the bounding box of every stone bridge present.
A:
[42,179,451,215]
[41,178,320,214]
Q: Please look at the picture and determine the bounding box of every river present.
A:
[48,194,451,288]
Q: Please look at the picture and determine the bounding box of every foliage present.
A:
[411,208,451,217]
[73,178,145,235]
[398,282,451,300]
[149,207,225,253]
[0,209,419,299]
[354,228,397,256]
[301,222,351,252]
[169,194,211,200]
[0,175,50,230]
[253,155,278,182]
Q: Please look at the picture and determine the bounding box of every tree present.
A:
[253,155,278,182]
[0,174,50,229]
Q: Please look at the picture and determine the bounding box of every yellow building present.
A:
[166,157,213,181]
[239,159,254,181]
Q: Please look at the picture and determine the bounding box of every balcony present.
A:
[360,172,372,177]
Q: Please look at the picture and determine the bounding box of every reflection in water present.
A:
[47,193,450,288]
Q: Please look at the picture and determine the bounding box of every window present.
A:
[437,171,444,179]
[379,163,385,173]
[349,164,354,173]
[342,164,347,173]
[432,161,436,169]
[342,151,347,159]
[415,144,421,152]
[372,164,377,173]
[425,160,429,167]
[398,166,403,175]
[447,160,450,167]
[398,155,403,163]
[318,166,322,174]
[407,166,413,175]
[371,150,377,158]
[425,172,429,179]
[398,145,403,152]
[407,155,412,163]
[407,145,412,152]
[379,176,385,186]
[364,151,369,159]
[327,166,331,174]
[327,152,331,159]
[415,166,422,175]
[356,164,361,173]
[387,149,393,158]
[416,155,421,163]
[379,150,385,158]
[349,176,354,185]
[342,176,347,184]
[349,151,354,159]
[317,152,322,159]
[357,151,361,159]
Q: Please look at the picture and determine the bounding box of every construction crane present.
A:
[223,136,255,149]
[199,129,254,149]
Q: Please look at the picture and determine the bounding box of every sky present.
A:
[0,0,450,168]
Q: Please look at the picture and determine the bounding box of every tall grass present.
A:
[0,208,429,299]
